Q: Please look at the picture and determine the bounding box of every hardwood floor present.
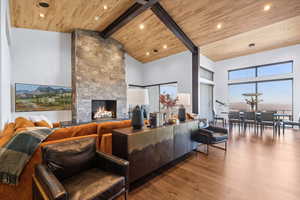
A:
[128,127,300,200]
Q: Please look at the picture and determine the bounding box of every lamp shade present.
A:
[177,93,191,106]
[127,88,149,106]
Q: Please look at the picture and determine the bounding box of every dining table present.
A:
[273,113,292,135]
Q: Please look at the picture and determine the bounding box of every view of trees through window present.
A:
[228,61,293,115]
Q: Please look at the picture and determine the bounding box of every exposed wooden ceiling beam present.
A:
[151,3,197,53]
[101,0,159,39]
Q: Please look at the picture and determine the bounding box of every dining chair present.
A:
[259,112,277,136]
[213,110,226,127]
[228,112,243,130]
[243,112,257,131]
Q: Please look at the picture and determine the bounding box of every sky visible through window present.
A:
[229,62,293,80]
[228,62,293,114]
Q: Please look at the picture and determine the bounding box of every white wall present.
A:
[215,44,300,120]
[11,28,72,122]
[0,0,12,128]
[125,54,144,85]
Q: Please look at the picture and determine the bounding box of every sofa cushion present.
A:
[42,137,96,180]
[70,123,98,137]
[0,122,16,147]
[34,120,51,128]
[45,123,98,142]
[15,117,35,130]
[62,168,125,200]
[97,120,131,135]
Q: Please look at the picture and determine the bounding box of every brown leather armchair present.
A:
[33,137,129,200]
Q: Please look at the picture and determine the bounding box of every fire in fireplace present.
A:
[94,106,113,119]
[92,100,117,120]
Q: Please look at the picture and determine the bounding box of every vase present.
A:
[132,106,144,130]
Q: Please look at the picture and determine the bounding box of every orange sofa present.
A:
[0,120,132,200]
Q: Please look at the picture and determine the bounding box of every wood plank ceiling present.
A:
[10,0,300,63]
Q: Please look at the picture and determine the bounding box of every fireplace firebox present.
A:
[92,100,117,120]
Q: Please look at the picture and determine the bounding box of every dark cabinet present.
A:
[112,120,198,183]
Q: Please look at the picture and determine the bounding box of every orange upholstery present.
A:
[100,134,113,154]
[97,120,131,136]
[0,123,16,147]
[52,122,61,128]
[0,134,98,200]
[97,120,132,154]
[14,117,35,130]
[34,120,51,128]
[45,123,98,142]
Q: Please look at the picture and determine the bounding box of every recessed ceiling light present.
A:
[103,5,108,10]
[139,24,145,30]
[94,16,100,21]
[163,44,168,49]
[264,4,271,11]
[249,43,256,48]
[146,52,150,56]
[39,13,45,18]
[38,2,50,8]
[217,23,222,29]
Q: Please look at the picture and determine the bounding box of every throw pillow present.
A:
[15,117,35,130]
[39,115,53,128]
[0,122,16,147]
[34,120,51,128]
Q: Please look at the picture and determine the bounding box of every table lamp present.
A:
[127,88,149,129]
[177,93,191,122]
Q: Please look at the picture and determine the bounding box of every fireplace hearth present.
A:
[92,100,117,120]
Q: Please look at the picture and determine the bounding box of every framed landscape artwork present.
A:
[15,83,72,112]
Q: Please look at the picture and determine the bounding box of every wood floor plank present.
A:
[127,127,300,200]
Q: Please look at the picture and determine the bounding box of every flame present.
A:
[94,106,113,119]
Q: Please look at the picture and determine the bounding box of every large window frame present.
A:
[228,61,294,117]
[228,61,293,81]
[228,78,293,114]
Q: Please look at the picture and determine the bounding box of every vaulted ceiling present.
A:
[10,0,300,63]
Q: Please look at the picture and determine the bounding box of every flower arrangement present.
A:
[159,93,178,109]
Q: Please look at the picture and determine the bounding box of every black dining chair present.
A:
[243,112,257,131]
[228,112,243,130]
[259,112,277,135]
[213,110,226,127]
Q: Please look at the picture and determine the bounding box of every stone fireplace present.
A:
[72,30,127,122]
[92,100,117,120]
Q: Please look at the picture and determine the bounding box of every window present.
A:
[257,62,293,77]
[257,80,293,115]
[229,83,256,111]
[133,82,178,113]
[229,68,256,80]
[200,67,214,81]
[228,80,293,115]
[228,61,293,80]
[159,83,178,111]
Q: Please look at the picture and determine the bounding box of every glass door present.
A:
[200,83,213,120]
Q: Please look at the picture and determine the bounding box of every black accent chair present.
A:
[192,126,228,155]
[33,137,129,200]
